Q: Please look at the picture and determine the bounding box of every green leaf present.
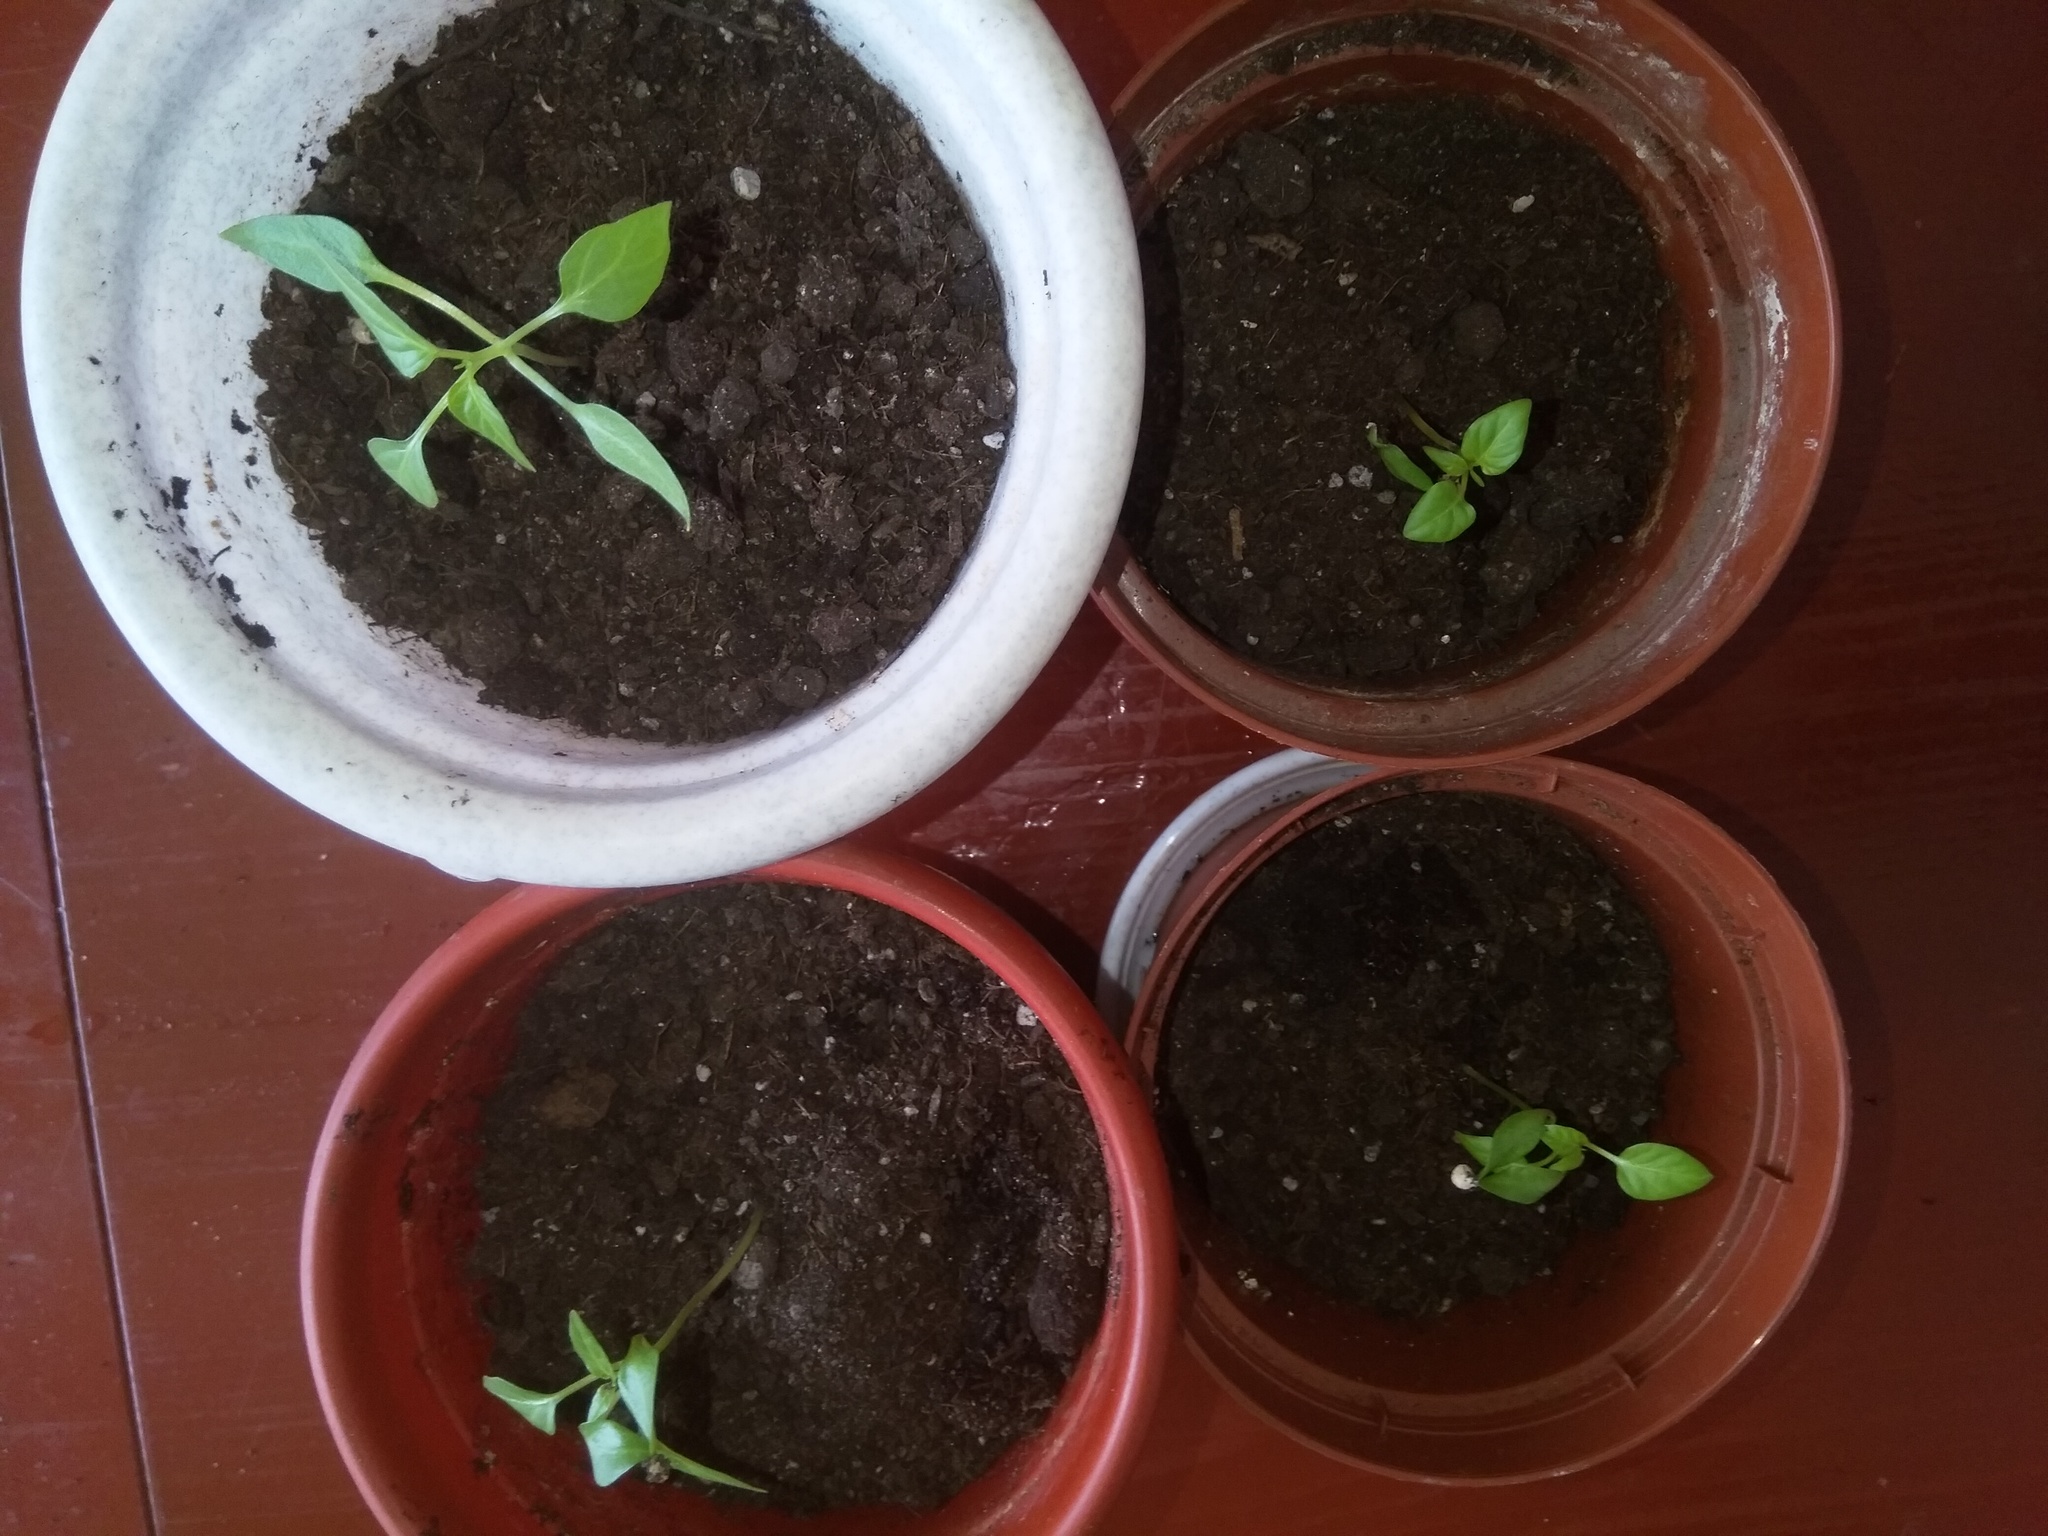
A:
[555,202,673,322]
[482,1376,564,1435]
[584,1382,619,1426]
[580,1417,650,1487]
[221,213,387,292]
[1402,480,1476,542]
[367,430,439,507]
[619,1336,660,1439]
[224,215,435,379]
[1423,445,1469,478]
[1453,1131,1493,1165]
[1479,1161,1567,1204]
[1489,1109,1554,1169]
[331,273,438,378]
[1541,1123,1587,1154]
[654,1440,768,1493]
[510,357,691,524]
[1372,437,1436,492]
[567,1311,616,1381]
[559,399,690,522]
[446,371,534,469]
[1540,1123,1589,1172]
[1612,1143,1715,1201]
[1459,398,1532,476]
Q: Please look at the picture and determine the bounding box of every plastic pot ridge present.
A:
[303,843,1176,1535]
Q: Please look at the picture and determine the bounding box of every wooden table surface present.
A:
[3,2,2044,1532]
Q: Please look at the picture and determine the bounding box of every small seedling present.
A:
[1367,397,1531,543]
[222,204,689,524]
[482,1208,761,1491]
[1452,1065,1712,1204]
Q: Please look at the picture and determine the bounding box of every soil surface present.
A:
[250,0,1010,744]
[1125,89,1674,682]
[470,885,1109,1511]
[1156,790,1677,1318]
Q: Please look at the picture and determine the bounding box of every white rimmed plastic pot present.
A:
[22,0,1141,885]
[1104,752,1848,1482]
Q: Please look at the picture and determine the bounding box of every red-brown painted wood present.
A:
[3,18,497,1532]
[0,5,153,1530]
[0,432,150,1536]
[0,2,2044,1533]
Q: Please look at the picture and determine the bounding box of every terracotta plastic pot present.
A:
[1122,756,1848,1482]
[302,843,1175,1535]
[23,0,1142,885]
[1094,0,1841,764]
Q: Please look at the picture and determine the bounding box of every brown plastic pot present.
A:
[1095,0,1841,764]
[1124,757,1848,1482]
[302,843,1176,1536]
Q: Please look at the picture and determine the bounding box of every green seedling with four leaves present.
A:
[221,204,690,524]
[1368,397,1532,544]
[482,1208,760,1491]
[1453,1065,1712,1205]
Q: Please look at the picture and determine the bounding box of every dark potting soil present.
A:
[469,885,1109,1511]
[1124,89,1675,682]
[1156,790,1677,1319]
[249,0,1011,744]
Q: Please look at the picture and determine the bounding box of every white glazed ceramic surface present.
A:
[1095,750,1384,1029]
[23,0,1141,884]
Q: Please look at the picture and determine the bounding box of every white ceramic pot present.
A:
[22,0,1141,884]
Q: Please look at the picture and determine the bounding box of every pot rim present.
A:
[1093,0,1842,764]
[301,842,1176,1535]
[1095,747,1382,1030]
[23,0,1143,885]
[1117,754,1849,1482]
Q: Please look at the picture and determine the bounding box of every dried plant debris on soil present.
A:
[1156,791,1677,1318]
[471,886,1110,1510]
[249,0,1011,744]
[1125,90,1675,682]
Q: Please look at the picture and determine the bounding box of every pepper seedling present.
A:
[1367,397,1531,543]
[222,204,690,524]
[482,1208,761,1490]
[1451,1065,1712,1204]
